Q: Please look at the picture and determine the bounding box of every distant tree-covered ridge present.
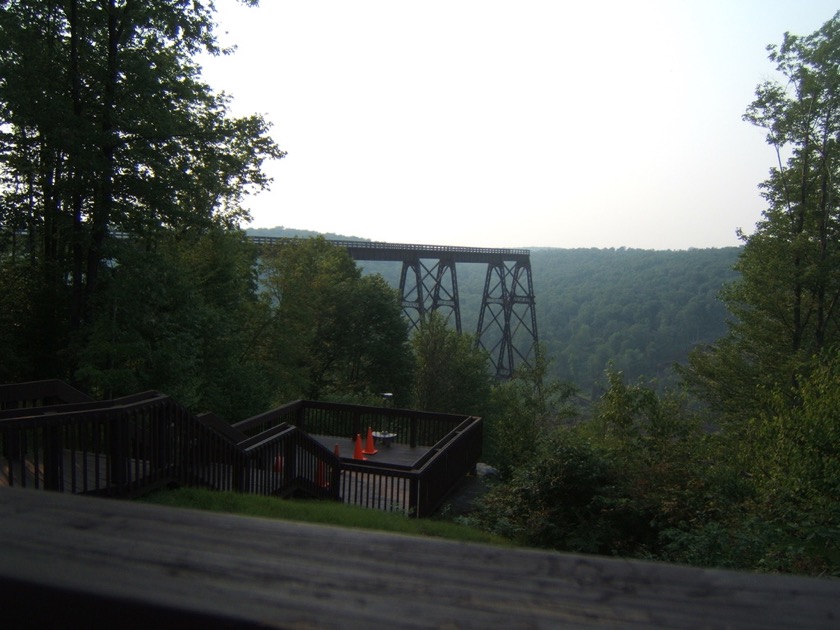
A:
[531,247,741,396]
[247,228,741,397]
[247,226,371,242]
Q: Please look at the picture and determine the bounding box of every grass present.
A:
[139,487,510,546]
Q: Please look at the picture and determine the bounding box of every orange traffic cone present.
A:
[362,426,378,455]
[353,433,367,460]
[334,443,341,457]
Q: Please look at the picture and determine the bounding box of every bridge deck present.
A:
[2,487,838,629]
[249,236,532,263]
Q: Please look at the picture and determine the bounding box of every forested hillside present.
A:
[531,247,741,396]
[412,247,741,398]
[248,228,741,397]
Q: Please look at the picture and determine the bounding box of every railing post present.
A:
[409,476,420,518]
[238,454,251,493]
[409,416,418,448]
[296,405,306,432]
[3,425,21,472]
[43,423,63,491]
[108,415,127,494]
[286,442,297,487]
[330,459,341,498]
[353,411,362,441]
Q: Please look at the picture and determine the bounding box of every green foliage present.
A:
[471,430,617,552]
[410,312,493,415]
[259,237,414,406]
[0,0,282,378]
[472,348,840,576]
[667,15,840,576]
[473,371,743,563]
[359,247,739,400]
[0,257,47,381]
[74,229,271,421]
[311,273,413,402]
[483,351,577,478]
[657,517,780,571]
[75,240,204,403]
[533,248,740,397]
[735,354,840,575]
[686,12,840,420]
[474,419,682,557]
[597,368,699,457]
[587,371,763,567]
[656,356,840,576]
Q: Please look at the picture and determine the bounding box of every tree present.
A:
[483,350,577,478]
[310,273,414,403]
[410,312,493,415]
[473,371,734,563]
[727,352,840,575]
[685,12,840,418]
[258,238,414,405]
[74,228,271,421]
[471,429,615,552]
[0,0,283,381]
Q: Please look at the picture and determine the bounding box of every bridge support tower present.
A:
[475,256,539,380]
[398,254,461,333]
[250,237,539,379]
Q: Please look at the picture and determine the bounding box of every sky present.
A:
[200,0,839,250]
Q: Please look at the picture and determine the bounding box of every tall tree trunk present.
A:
[791,130,810,355]
[813,102,836,351]
[85,0,124,322]
[70,0,85,331]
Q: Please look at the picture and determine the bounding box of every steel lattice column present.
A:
[248,236,539,380]
[398,255,461,332]
[476,257,539,379]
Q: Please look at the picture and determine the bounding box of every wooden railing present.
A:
[413,416,483,516]
[0,392,184,495]
[233,399,483,516]
[4,486,839,629]
[0,382,481,516]
[334,415,482,517]
[0,379,92,410]
[0,388,340,501]
[234,399,476,448]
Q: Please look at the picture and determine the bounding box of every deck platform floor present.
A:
[312,434,431,468]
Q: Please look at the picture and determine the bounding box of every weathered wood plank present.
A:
[0,487,838,629]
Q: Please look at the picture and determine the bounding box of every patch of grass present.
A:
[139,487,510,546]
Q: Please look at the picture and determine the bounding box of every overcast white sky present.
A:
[200,1,839,249]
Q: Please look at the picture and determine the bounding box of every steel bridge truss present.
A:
[249,237,539,379]
[398,255,462,333]
[475,257,539,380]
[360,243,539,380]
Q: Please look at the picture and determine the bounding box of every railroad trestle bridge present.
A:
[249,237,539,379]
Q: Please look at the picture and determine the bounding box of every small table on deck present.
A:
[372,431,396,447]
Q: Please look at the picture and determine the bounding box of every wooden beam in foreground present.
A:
[0,487,837,629]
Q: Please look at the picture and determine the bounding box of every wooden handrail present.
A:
[3,487,838,629]
[1,383,481,515]
[0,379,91,408]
